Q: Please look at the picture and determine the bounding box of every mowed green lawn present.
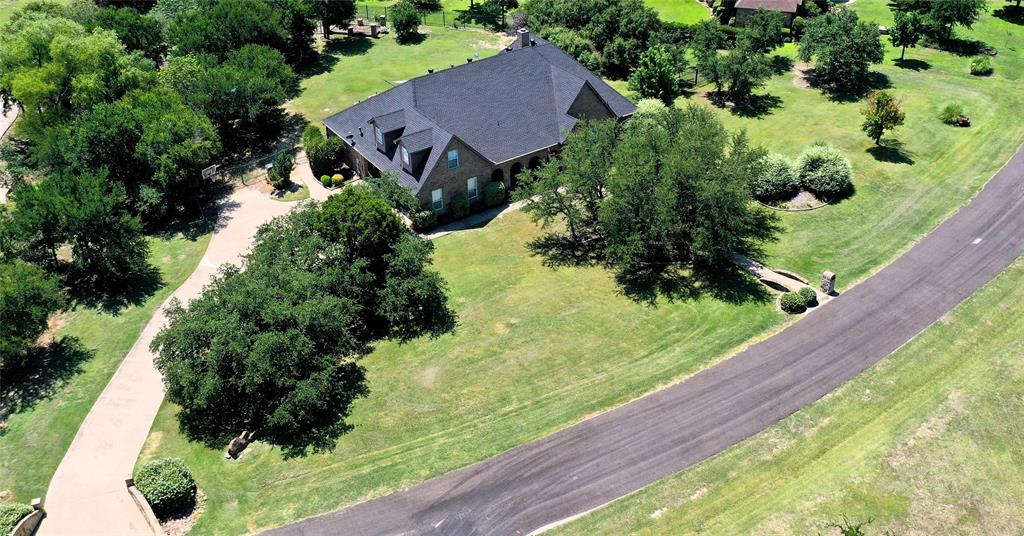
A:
[141,212,785,534]
[0,0,33,24]
[141,2,1024,534]
[555,258,1024,535]
[645,0,710,24]
[0,230,212,502]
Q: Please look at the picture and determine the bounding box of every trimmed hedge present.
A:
[0,503,33,535]
[331,174,344,187]
[753,153,799,201]
[449,193,470,219]
[780,292,807,314]
[134,458,196,517]
[483,181,506,207]
[796,143,853,199]
[798,286,818,307]
[320,175,331,187]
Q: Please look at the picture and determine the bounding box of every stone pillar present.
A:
[820,271,836,294]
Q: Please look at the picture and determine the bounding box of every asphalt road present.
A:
[268,146,1024,536]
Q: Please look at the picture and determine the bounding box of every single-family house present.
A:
[321,28,636,215]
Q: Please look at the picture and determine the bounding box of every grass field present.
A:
[140,2,1024,534]
[0,229,212,502]
[555,257,1024,535]
[0,0,32,24]
[645,0,710,24]
[140,211,785,534]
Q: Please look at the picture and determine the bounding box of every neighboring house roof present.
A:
[735,0,802,12]
[322,34,636,194]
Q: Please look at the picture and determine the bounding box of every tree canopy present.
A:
[517,107,778,301]
[151,188,455,456]
[627,45,680,106]
[798,9,884,89]
[0,260,65,370]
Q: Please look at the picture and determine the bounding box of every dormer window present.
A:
[401,145,410,166]
[447,149,460,169]
[375,126,383,145]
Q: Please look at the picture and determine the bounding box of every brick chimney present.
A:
[517,27,530,49]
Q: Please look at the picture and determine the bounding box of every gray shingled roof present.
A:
[322,35,636,194]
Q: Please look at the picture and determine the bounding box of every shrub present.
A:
[970,56,993,76]
[134,458,196,517]
[307,137,345,177]
[798,286,818,307]
[301,125,325,148]
[0,503,33,534]
[449,193,470,219]
[796,142,853,199]
[391,0,420,44]
[331,174,344,187]
[483,181,506,207]
[939,102,965,125]
[753,153,799,201]
[780,292,807,314]
[267,151,294,191]
[411,209,437,231]
[320,175,331,187]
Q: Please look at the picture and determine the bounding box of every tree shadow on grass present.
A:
[0,337,93,435]
[893,58,931,71]
[769,54,795,75]
[68,262,164,316]
[931,36,996,56]
[817,71,892,103]
[994,5,1024,25]
[526,231,775,307]
[453,5,502,29]
[867,138,915,165]
[730,93,783,118]
[397,32,428,46]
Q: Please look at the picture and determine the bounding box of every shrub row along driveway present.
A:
[267,145,1024,535]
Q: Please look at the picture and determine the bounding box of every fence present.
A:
[354,3,504,31]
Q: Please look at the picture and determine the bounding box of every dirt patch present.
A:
[762,190,828,211]
[0,490,11,502]
[37,312,68,346]
[792,62,813,88]
[418,366,440,389]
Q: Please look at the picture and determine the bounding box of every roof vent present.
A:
[530,38,537,47]
[428,68,434,73]
[467,58,473,63]
[517,27,529,49]
[505,45,513,52]
[358,127,363,137]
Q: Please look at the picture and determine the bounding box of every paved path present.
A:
[0,106,20,204]
[40,186,295,536]
[268,146,1024,536]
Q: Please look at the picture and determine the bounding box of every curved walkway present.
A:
[268,146,1024,536]
[39,186,296,535]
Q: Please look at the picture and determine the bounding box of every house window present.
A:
[466,177,479,200]
[447,149,460,169]
[432,188,444,212]
[401,146,410,166]
[375,126,383,145]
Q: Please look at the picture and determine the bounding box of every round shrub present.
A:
[779,292,807,314]
[753,154,799,201]
[411,209,437,231]
[0,503,33,534]
[134,457,197,517]
[483,181,506,207]
[331,174,344,187]
[796,143,853,199]
[320,175,331,187]
[970,56,993,76]
[798,286,818,307]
